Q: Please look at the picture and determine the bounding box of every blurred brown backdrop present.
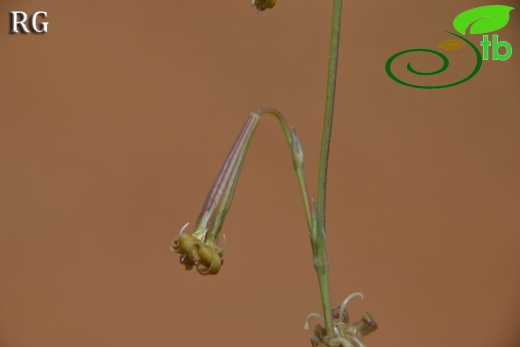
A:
[1,0,519,346]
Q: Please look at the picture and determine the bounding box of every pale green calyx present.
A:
[291,129,305,169]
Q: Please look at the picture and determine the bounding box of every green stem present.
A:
[318,0,343,223]
[316,0,343,337]
[311,208,333,337]
[313,242,334,336]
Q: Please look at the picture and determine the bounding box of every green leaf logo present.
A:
[453,5,514,35]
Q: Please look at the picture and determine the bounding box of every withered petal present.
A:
[196,256,221,275]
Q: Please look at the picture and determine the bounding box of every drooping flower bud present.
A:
[171,108,313,276]
[170,112,261,275]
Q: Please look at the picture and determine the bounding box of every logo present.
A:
[385,5,514,89]
[9,11,49,34]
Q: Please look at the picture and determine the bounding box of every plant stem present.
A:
[316,0,343,337]
[315,257,333,336]
[318,0,343,223]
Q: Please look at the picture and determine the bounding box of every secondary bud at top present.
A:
[253,0,276,11]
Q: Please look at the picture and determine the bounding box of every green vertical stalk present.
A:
[318,0,343,223]
[315,0,343,337]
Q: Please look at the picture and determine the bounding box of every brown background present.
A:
[1,0,519,346]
